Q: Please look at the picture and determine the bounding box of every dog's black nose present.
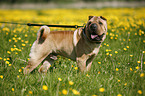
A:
[90,23,97,30]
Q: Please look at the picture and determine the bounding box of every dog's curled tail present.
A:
[37,26,50,42]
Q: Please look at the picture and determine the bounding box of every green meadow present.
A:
[0,8,145,96]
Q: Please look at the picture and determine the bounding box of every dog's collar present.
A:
[82,28,101,44]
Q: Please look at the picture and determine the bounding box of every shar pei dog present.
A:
[24,16,107,74]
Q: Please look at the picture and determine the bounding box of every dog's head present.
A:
[85,16,107,43]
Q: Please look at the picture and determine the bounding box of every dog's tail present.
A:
[37,26,50,43]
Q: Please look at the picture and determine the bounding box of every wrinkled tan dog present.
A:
[24,16,107,74]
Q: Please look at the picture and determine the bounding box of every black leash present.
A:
[0,21,84,29]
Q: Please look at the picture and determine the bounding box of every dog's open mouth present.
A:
[90,33,104,41]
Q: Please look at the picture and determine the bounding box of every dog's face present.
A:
[85,16,107,43]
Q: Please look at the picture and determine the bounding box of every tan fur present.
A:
[24,16,107,74]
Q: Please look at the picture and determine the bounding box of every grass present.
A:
[0,8,145,96]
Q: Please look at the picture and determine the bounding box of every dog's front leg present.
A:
[76,56,88,72]
[86,55,95,71]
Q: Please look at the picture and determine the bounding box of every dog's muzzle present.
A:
[89,23,104,41]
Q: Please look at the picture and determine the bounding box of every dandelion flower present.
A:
[124,83,127,86]
[116,68,119,71]
[22,44,26,46]
[98,62,101,64]
[99,88,105,92]
[62,89,68,95]
[69,81,74,85]
[74,67,78,70]
[29,91,33,94]
[58,78,62,81]
[123,48,127,51]
[115,51,118,54]
[19,69,22,72]
[136,66,139,70]
[117,94,122,96]
[12,88,14,91]
[86,74,90,77]
[137,61,141,63]
[0,75,3,79]
[72,89,80,95]
[126,46,129,48]
[130,68,133,71]
[138,90,142,94]
[140,73,144,77]
[98,71,101,74]
[42,85,48,90]
[106,53,109,55]
[118,80,120,82]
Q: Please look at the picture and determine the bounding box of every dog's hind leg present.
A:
[38,54,57,73]
[23,26,52,75]
[23,51,51,75]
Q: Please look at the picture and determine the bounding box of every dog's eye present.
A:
[99,21,103,25]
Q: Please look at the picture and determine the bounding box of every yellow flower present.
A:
[0,57,2,60]
[42,85,48,90]
[58,78,62,81]
[5,61,10,64]
[69,81,74,85]
[143,51,145,53]
[123,48,127,51]
[7,51,11,54]
[118,80,120,82]
[137,61,141,63]
[25,41,29,43]
[126,46,129,48]
[74,67,78,70]
[25,34,28,37]
[140,73,144,77]
[29,91,33,94]
[136,66,139,70]
[17,75,20,78]
[12,88,14,91]
[98,71,101,74]
[19,69,22,72]
[115,51,118,54]
[92,95,97,96]
[116,68,119,71]
[22,44,26,46]
[130,68,133,71]
[137,90,142,94]
[72,89,80,95]
[9,64,12,66]
[99,88,105,92]
[62,89,68,95]
[130,55,133,57]
[0,75,3,79]
[98,62,101,64]
[86,74,90,77]
[117,94,122,96]
[106,53,109,55]
[124,83,127,86]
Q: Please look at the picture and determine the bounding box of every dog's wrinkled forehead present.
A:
[89,16,107,22]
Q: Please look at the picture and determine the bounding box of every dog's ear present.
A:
[89,16,94,20]
[37,26,50,44]
[100,16,107,21]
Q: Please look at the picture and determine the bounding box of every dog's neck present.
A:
[82,27,101,44]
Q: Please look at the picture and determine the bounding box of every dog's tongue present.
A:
[91,34,98,39]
